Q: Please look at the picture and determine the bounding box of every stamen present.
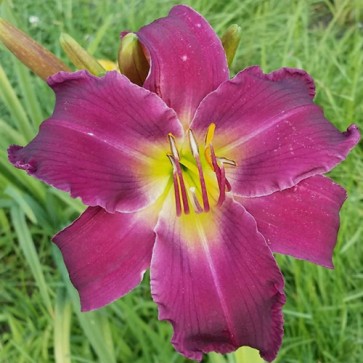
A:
[167,154,182,217]
[205,123,216,146]
[225,178,232,192]
[167,126,234,216]
[209,144,226,205]
[167,134,190,215]
[188,129,210,212]
[217,163,226,206]
[217,156,237,167]
[189,187,203,214]
[209,144,220,178]
[204,123,216,168]
[168,133,180,160]
[188,128,199,158]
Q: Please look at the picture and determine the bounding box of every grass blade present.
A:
[54,287,72,363]
[0,64,34,140]
[10,206,53,315]
[53,246,117,363]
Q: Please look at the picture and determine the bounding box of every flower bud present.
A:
[97,59,118,71]
[60,33,105,76]
[118,33,149,86]
[221,24,242,68]
[0,18,70,80]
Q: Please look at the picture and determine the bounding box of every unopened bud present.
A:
[60,33,105,76]
[118,33,149,86]
[0,18,70,80]
[97,59,118,71]
[221,24,242,68]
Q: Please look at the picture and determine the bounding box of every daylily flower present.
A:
[8,5,360,362]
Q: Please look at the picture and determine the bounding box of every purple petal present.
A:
[151,197,285,361]
[8,70,183,213]
[238,176,347,268]
[53,206,157,311]
[137,5,228,126]
[191,66,360,197]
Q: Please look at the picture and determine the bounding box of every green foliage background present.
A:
[0,0,362,362]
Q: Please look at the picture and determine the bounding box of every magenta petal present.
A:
[8,70,183,213]
[137,5,228,125]
[191,66,360,197]
[151,198,285,361]
[238,176,347,268]
[53,206,157,311]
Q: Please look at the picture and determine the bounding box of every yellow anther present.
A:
[204,123,216,169]
[205,123,216,146]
